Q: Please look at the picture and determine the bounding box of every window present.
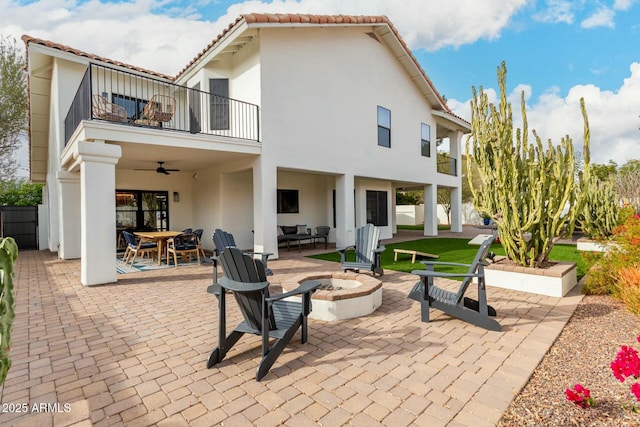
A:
[112,94,148,121]
[116,190,169,231]
[421,123,431,157]
[366,190,388,226]
[277,189,299,214]
[377,106,391,148]
[209,79,229,130]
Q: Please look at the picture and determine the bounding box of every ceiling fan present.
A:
[135,161,180,175]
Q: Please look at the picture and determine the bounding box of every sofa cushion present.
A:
[277,226,284,236]
[282,225,297,235]
[296,224,308,234]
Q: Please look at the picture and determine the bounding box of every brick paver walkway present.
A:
[0,248,583,426]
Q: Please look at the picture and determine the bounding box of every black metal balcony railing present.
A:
[64,63,260,145]
[437,155,457,176]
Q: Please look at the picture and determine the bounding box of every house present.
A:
[23,14,471,286]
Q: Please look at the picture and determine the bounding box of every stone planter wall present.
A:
[484,257,578,297]
[576,237,612,253]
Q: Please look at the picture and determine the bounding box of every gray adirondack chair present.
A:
[407,233,500,331]
[206,247,320,381]
[337,223,385,276]
[212,229,273,284]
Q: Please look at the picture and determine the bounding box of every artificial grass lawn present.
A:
[308,238,586,279]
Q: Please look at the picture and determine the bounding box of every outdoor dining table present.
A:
[134,230,182,265]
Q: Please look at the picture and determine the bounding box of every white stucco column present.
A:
[71,141,122,286]
[57,171,81,259]
[253,157,279,259]
[335,174,355,248]
[423,184,438,236]
[45,175,60,253]
[449,186,463,232]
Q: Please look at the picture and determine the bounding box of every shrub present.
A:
[583,215,640,302]
[581,253,614,295]
[579,177,619,240]
[616,267,640,315]
[618,204,637,226]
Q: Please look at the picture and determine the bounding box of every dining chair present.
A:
[122,231,157,265]
[166,232,201,268]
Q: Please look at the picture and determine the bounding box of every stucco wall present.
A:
[116,170,194,233]
[258,27,449,188]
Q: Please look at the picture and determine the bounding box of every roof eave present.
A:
[432,110,472,133]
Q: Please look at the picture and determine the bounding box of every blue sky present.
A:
[3,0,639,170]
[423,10,638,101]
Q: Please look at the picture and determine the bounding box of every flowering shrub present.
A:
[611,342,640,382]
[616,267,640,315]
[583,213,640,300]
[611,336,640,407]
[565,384,595,408]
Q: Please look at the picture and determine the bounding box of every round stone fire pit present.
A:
[281,272,382,321]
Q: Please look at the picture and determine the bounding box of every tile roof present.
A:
[23,13,463,118]
[177,13,453,114]
[21,35,175,81]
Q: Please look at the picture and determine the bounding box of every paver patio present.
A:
[0,242,583,426]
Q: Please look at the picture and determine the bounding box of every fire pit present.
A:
[281,272,382,321]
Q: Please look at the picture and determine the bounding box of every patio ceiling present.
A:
[114,141,258,172]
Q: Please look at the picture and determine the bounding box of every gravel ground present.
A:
[499,294,640,426]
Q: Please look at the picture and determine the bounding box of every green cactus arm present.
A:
[0,237,19,386]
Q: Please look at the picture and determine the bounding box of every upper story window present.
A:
[377,106,391,148]
[421,123,431,157]
[209,79,229,130]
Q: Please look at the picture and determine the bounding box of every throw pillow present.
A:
[282,226,297,235]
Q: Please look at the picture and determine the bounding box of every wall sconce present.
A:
[173,192,179,203]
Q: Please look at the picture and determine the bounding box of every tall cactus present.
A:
[0,237,18,385]
[580,177,619,240]
[467,62,590,268]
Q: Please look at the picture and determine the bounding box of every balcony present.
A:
[437,155,457,176]
[64,64,260,146]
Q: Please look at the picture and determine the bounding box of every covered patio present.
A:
[1,245,582,426]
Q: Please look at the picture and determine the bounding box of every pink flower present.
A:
[631,383,640,402]
[611,345,640,382]
[566,384,594,408]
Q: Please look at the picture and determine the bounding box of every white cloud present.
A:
[581,7,615,29]
[450,63,640,166]
[613,0,635,11]
[533,0,576,24]
[4,0,638,170]
[201,0,531,52]
[0,0,529,75]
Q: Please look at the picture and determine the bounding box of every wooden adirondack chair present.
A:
[337,223,385,276]
[407,233,501,331]
[206,247,320,381]
[211,229,273,283]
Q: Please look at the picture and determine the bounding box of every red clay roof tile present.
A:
[23,13,460,118]
[21,35,175,81]
[176,13,452,114]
